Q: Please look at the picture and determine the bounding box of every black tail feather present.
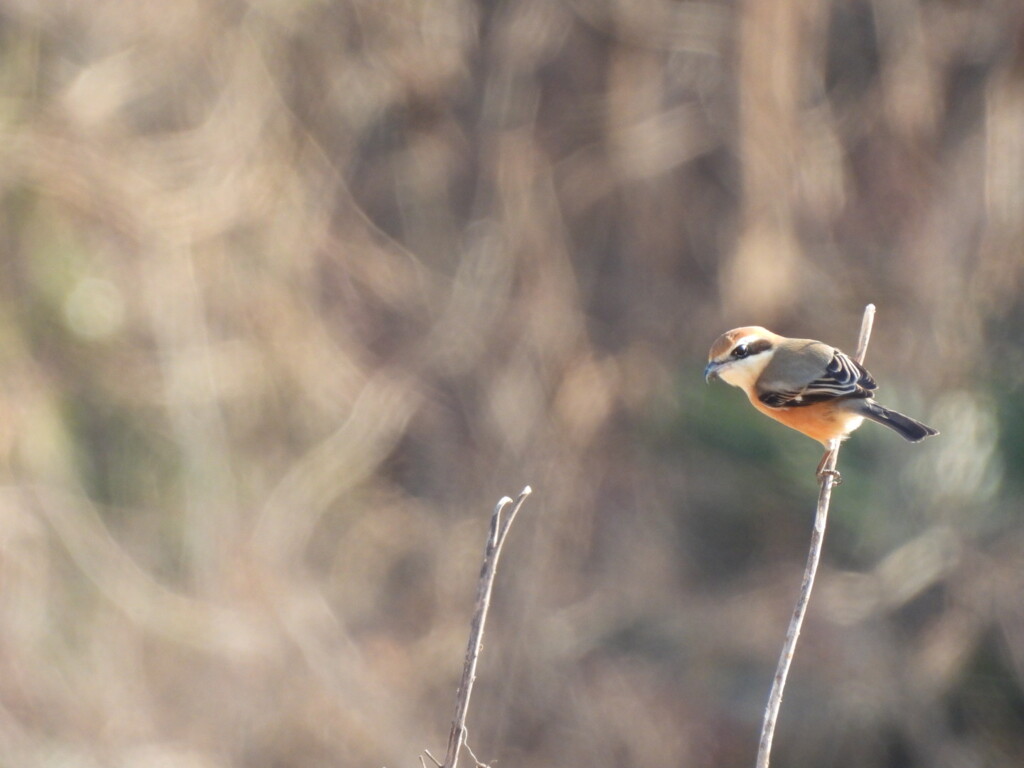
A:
[859,400,939,442]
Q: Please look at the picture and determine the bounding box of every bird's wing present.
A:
[758,347,876,409]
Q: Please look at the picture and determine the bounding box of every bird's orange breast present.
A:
[747,394,866,446]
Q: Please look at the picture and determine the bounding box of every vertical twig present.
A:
[755,304,875,768]
[441,486,532,768]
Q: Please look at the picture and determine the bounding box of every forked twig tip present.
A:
[442,489,533,768]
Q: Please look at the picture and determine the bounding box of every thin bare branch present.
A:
[442,486,532,768]
[463,739,492,768]
[755,305,875,768]
[854,303,876,363]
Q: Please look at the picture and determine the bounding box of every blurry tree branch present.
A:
[755,304,875,768]
[19,485,264,657]
[437,486,532,768]
[251,371,421,568]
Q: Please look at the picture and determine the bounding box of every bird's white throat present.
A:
[717,353,770,390]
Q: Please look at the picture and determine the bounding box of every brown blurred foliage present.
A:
[1,1,1024,766]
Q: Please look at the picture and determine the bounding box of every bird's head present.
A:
[704,326,779,389]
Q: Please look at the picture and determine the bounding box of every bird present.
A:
[704,326,938,481]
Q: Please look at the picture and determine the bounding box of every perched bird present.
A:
[704,326,938,479]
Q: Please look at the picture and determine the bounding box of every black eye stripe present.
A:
[731,339,773,358]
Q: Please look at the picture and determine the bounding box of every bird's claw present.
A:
[817,468,842,486]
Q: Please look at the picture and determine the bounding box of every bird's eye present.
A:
[732,344,749,359]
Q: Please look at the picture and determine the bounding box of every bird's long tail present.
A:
[858,400,939,442]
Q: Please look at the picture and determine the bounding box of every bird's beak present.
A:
[704,361,721,384]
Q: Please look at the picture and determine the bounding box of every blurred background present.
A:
[1,1,1023,766]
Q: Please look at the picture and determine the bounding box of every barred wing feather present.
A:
[759,351,876,408]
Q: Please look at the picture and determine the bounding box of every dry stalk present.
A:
[755,304,876,768]
[439,486,532,768]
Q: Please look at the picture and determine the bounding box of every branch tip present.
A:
[442,488,533,768]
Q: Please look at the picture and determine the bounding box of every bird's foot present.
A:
[817,468,842,486]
